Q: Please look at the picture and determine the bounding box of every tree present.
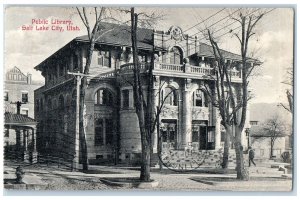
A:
[126,7,162,181]
[206,9,265,180]
[280,67,293,113]
[75,7,120,171]
[263,115,285,159]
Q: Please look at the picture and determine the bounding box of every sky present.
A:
[3,6,294,104]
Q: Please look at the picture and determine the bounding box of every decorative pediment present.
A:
[168,26,186,41]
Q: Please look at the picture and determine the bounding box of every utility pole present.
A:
[67,71,89,171]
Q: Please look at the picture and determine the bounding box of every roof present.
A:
[198,42,241,60]
[75,22,153,50]
[4,112,37,126]
[250,125,286,138]
[35,22,259,71]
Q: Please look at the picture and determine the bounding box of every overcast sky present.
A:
[4,6,294,104]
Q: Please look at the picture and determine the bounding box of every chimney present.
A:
[17,101,21,114]
[27,73,32,84]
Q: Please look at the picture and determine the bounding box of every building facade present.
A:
[4,66,43,118]
[34,23,251,166]
[4,67,41,162]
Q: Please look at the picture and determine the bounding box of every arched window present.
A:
[94,89,113,106]
[47,99,52,111]
[163,87,177,106]
[169,46,183,64]
[193,89,208,107]
[59,95,64,109]
[71,90,76,109]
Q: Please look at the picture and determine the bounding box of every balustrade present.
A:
[119,62,241,79]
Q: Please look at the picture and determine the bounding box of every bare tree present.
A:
[280,67,293,113]
[127,7,162,181]
[206,9,265,180]
[263,115,285,159]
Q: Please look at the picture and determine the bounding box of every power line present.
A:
[155,8,227,47]
[161,8,275,62]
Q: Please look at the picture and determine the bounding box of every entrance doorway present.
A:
[192,121,215,150]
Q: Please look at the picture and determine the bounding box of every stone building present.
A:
[4,66,42,118]
[34,23,252,166]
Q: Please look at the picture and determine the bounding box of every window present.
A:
[95,118,104,146]
[21,108,28,117]
[161,119,177,148]
[59,63,64,76]
[94,118,114,146]
[94,89,113,106]
[192,126,199,142]
[169,46,182,64]
[36,100,40,112]
[250,121,258,126]
[193,89,208,107]
[163,87,177,106]
[4,91,8,101]
[105,119,113,145]
[98,51,110,67]
[122,90,130,108]
[59,95,64,109]
[22,92,28,103]
[47,99,52,111]
[73,54,78,69]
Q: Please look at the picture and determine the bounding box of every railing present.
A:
[158,63,183,72]
[190,66,214,75]
[120,62,150,72]
[119,62,241,79]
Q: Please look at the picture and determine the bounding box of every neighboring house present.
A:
[34,23,255,165]
[249,103,293,158]
[250,125,286,159]
[4,67,42,162]
[4,66,43,118]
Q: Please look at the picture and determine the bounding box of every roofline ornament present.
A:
[168,26,187,41]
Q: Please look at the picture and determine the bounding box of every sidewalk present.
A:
[3,161,293,192]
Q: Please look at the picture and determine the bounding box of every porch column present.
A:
[23,129,29,163]
[23,129,28,151]
[181,78,192,148]
[215,114,221,149]
[32,127,37,152]
[31,127,38,163]
[16,129,21,151]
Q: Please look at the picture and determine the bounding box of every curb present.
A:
[100,178,159,189]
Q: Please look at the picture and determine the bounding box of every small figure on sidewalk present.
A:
[248,147,256,167]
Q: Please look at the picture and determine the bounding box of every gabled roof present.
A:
[250,125,286,138]
[4,112,37,126]
[6,66,27,77]
[75,22,154,50]
[198,42,259,63]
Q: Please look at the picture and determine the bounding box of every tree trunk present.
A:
[234,126,249,180]
[270,139,274,159]
[131,8,151,182]
[222,127,231,169]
